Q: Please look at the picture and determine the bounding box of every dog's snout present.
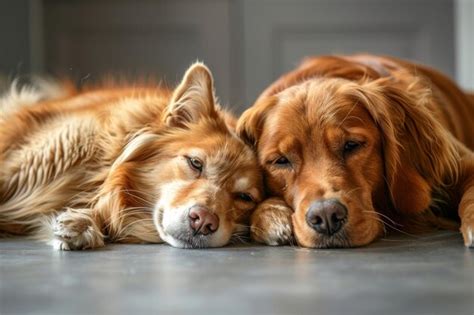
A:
[189,206,219,235]
[306,199,347,236]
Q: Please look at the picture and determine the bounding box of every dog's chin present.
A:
[161,230,212,249]
[311,234,351,249]
[296,226,383,248]
[294,227,352,249]
[159,226,231,249]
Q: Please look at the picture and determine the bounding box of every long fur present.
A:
[0,63,263,249]
[237,54,474,248]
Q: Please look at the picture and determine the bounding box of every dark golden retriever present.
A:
[237,54,474,248]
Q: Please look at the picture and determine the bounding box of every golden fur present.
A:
[237,54,474,248]
[0,63,263,250]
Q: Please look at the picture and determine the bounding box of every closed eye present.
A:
[235,192,254,203]
[342,140,364,158]
[273,156,291,167]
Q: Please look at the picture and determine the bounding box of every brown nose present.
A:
[189,206,219,236]
[306,199,347,236]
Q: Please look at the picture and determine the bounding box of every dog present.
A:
[0,63,263,250]
[237,54,474,248]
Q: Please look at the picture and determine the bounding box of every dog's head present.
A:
[237,58,458,248]
[115,63,263,248]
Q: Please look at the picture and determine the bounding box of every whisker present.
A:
[364,212,419,238]
[342,187,363,197]
[111,217,156,240]
[362,210,401,227]
[230,233,250,244]
[115,189,156,206]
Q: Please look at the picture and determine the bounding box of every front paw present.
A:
[461,219,473,248]
[52,210,104,250]
[251,198,294,246]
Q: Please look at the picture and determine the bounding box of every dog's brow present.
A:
[279,136,301,154]
[185,148,206,159]
[343,126,371,136]
[233,177,250,191]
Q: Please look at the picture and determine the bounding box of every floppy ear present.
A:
[236,96,277,147]
[355,77,459,214]
[164,62,218,128]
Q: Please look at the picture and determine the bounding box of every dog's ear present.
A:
[165,62,218,128]
[355,76,459,214]
[236,96,277,147]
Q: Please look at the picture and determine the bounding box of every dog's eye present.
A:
[343,141,361,156]
[186,156,203,172]
[235,193,254,203]
[274,156,291,166]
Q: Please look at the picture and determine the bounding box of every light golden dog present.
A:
[0,63,263,250]
[237,54,474,248]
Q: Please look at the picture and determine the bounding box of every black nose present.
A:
[306,199,347,236]
[189,206,219,236]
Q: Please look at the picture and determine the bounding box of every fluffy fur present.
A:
[0,63,263,250]
[237,54,474,248]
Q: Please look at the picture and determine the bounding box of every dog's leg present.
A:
[52,208,105,250]
[250,197,294,245]
[459,156,474,248]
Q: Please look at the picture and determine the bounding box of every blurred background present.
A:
[0,0,472,112]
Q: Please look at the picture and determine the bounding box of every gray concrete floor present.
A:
[1,232,473,315]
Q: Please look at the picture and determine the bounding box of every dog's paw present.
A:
[52,210,104,250]
[461,221,473,248]
[460,206,474,248]
[250,198,294,246]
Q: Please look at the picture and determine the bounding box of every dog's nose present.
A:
[189,206,219,235]
[306,199,347,236]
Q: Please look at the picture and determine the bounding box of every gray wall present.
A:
[242,0,455,105]
[0,0,457,111]
[456,0,474,91]
[43,0,239,109]
[0,0,31,75]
